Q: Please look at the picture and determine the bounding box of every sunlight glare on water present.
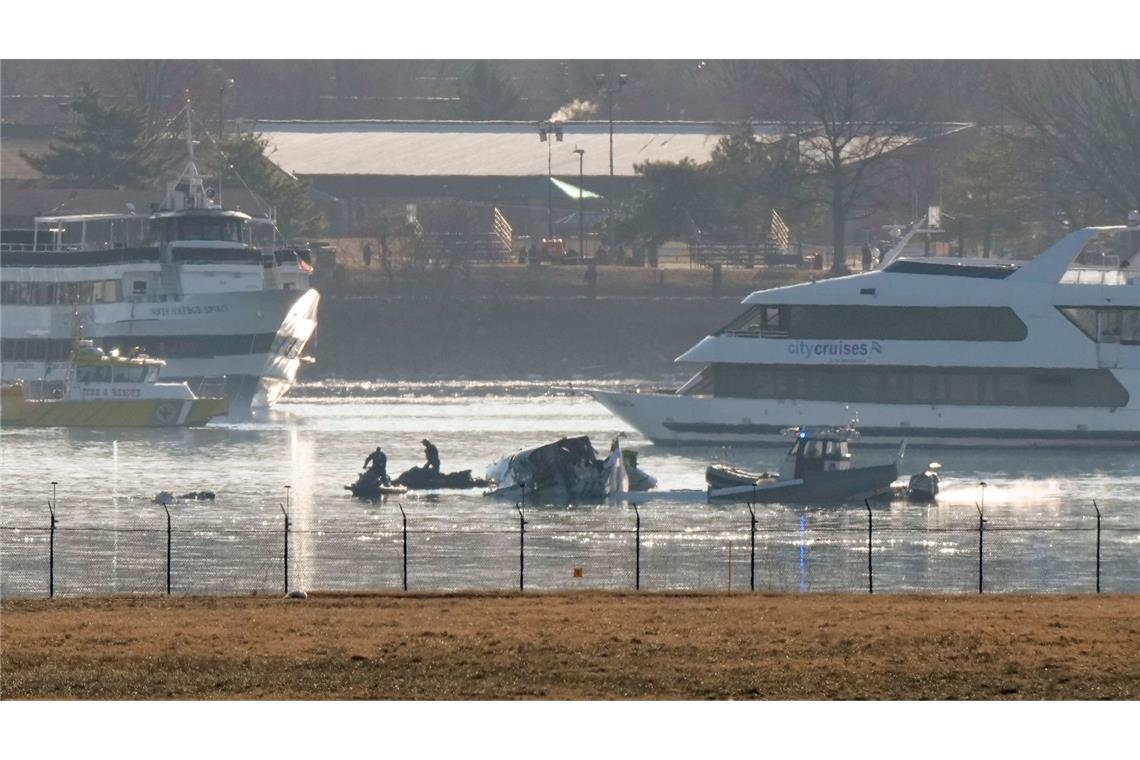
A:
[2,383,1137,596]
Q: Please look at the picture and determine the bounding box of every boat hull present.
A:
[1,393,228,428]
[1,288,319,412]
[707,462,899,503]
[590,390,1140,448]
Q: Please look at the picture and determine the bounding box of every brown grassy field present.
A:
[2,593,1138,700]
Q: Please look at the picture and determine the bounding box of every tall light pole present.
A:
[595,70,628,251]
[573,147,585,257]
[538,120,564,241]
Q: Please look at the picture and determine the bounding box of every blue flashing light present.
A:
[799,431,807,438]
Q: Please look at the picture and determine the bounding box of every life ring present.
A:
[154,401,179,425]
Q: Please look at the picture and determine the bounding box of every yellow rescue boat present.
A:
[1,341,227,427]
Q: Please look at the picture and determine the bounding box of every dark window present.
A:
[719,305,1026,341]
[884,260,1019,278]
[710,363,1129,408]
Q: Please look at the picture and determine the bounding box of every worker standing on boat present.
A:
[363,446,391,486]
[422,439,441,473]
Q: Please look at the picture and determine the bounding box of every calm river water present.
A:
[2,380,1138,597]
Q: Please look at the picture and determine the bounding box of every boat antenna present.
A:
[185,91,195,165]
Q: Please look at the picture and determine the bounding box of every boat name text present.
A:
[80,387,142,399]
[786,340,883,362]
[145,304,230,318]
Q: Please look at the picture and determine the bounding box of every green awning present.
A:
[550,177,603,200]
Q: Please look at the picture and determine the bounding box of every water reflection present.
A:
[1,391,1137,597]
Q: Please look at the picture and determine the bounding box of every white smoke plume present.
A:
[549,99,598,121]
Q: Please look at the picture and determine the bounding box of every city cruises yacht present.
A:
[592,224,1140,448]
[0,111,319,412]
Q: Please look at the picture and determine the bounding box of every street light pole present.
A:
[537,120,564,242]
[573,147,585,257]
[596,70,628,252]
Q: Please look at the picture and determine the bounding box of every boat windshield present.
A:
[75,366,112,383]
[154,216,244,244]
[825,440,851,459]
[111,366,149,383]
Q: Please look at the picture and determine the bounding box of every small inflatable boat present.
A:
[345,471,409,500]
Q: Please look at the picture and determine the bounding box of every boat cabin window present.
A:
[1058,307,1140,345]
[156,216,243,243]
[825,440,851,459]
[111,366,148,383]
[803,440,824,459]
[75,366,112,383]
[718,305,1027,341]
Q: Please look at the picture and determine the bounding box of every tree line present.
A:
[21,83,326,239]
[613,61,1140,270]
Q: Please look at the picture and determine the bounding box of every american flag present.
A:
[769,208,790,250]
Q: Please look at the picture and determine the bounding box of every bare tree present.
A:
[1002,61,1140,219]
[777,61,936,273]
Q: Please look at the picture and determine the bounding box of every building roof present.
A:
[254,120,777,178]
[1,136,51,181]
[254,119,972,179]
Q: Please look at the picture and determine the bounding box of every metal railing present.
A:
[2,495,1136,599]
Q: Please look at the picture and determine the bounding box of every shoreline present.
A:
[4,592,1138,700]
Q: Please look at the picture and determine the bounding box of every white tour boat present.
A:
[592,223,1140,448]
[0,110,319,411]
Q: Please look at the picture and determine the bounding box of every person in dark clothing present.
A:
[362,243,374,268]
[363,446,391,485]
[422,439,440,472]
[861,243,872,271]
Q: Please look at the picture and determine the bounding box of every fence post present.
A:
[163,503,172,595]
[633,503,641,591]
[748,501,756,592]
[398,502,408,592]
[865,499,873,595]
[976,503,985,594]
[515,502,526,591]
[280,503,290,595]
[1093,500,1101,594]
[48,486,57,599]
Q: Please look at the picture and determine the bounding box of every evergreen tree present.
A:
[22,83,166,188]
[216,133,327,239]
[450,61,524,120]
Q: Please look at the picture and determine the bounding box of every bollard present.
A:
[163,503,172,595]
[1093,501,1101,594]
[727,542,733,593]
[515,502,526,591]
[280,504,290,595]
[748,501,756,592]
[976,504,985,594]
[865,499,873,595]
[48,500,56,599]
[633,503,641,591]
[398,502,408,593]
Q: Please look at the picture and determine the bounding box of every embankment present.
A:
[309,295,744,381]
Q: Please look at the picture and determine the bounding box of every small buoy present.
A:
[287,590,308,600]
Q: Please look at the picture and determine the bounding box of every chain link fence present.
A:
[2,500,1137,598]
